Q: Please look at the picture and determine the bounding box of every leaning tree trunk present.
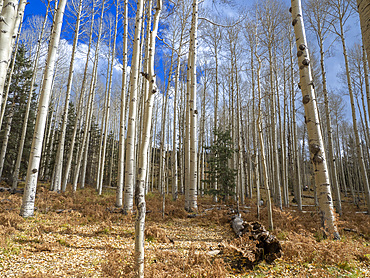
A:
[256,54,273,230]
[319,39,342,215]
[290,0,340,238]
[357,0,370,68]
[336,6,370,214]
[51,0,83,192]
[20,0,67,218]
[12,1,50,190]
[134,2,161,277]
[71,0,99,191]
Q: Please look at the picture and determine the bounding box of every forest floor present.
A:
[0,183,369,277]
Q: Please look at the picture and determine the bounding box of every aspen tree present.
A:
[172,59,180,201]
[116,0,128,207]
[289,30,302,211]
[256,55,273,231]
[0,0,27,129]
[328,0,370,213]
[12,1,51,190]
[185,0,199,212]
[305,0,342,215]
[0,19,23,178]
[71,0,99,191]
[134,1,161,276]
[0,0,18,118]
[61,89,84,192]
[124,0,145,213]
[51,0,83,192]
[97,1,119,195]
[290,0,340,237]
[257,0,283,210]
[20,0,67,217]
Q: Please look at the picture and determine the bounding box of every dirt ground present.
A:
[0,183,369,277]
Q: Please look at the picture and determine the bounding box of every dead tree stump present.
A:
[220,216,282,272]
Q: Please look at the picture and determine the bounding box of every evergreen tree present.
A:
[0,44,37,183]
[203,128,237,202]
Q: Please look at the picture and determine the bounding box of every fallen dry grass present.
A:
[0,183,369,277]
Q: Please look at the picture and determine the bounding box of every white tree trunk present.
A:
[116,0,128,207]
[290,0,339,238]
[134,2,161,277]
[97,0,118,195]
[51,0,83,192]
[20,0,67,218]
[12,1,50,190]
[124,0,145,213]
[187,0,198,212]
[0,0,18,119]
[71,0,99,191]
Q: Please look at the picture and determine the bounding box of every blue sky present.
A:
[23,0,363,122]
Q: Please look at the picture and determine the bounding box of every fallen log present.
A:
[220,216,282,272]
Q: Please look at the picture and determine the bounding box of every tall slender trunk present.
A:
[116,0,129,207]
[51,0,83,192]
[97,1,118,195]
[134,2,161,277]
[256,56,273,230]
[12,1,50,190]
[72,0,99,191]
[124,0,145,213]
[290,33,302,211]
[338,11,370,213]
[319,39,342,215]
[186,0,198,212]
[290,0,339,238]
[20,0,67,218]
[171,59,180,200]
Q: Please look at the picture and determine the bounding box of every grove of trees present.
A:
[0,0,369,276]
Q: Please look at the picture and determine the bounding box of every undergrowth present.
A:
[0,183,369,277]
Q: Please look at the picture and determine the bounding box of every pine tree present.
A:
[203,128,237,202]
[0,44,37,184]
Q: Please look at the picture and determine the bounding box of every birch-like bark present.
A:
[357,0,370,68]
[290,32,302,211]
[71,0,99,191]
[171,59,180,200]
[0,19,23,177]
[0,0,26,125]
[12,1,50,190]
[332,0,370,213]
[116,0,128,207]
[124,0,145,213]
[0,0,18,118]
[290,0,339,238]
[97,0,118,195]
[255,55,263,220]
[134,2,161,277]
[319,40,342,215]
[20,0,67,217]
[51,0,83,192]
[256,54,273,230]
[187,0,198,212]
